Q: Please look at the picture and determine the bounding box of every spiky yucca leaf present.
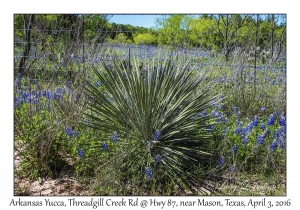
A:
[83,55,216,192]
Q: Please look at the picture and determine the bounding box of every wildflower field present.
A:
[14,43,286,196]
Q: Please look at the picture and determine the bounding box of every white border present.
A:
[1,0,299,209]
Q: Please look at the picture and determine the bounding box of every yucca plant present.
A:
[82,54,217,193]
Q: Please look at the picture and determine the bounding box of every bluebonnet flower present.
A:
[155,155,162,163]
[279,136,285,149]
[212,97,218,109]
[45,90,54,100]
[232,145,237,155]
[234,126,241,134]
[262,129,270,139]
[231,165,236,171]
[273,130,279,139]
[233,106,238,113]
[32,79,37,84]
[211,110,216,117]
[270,139,277,151]
[38,101,44,111]
[261,106,266,112]
[154,130,161,141]
[235,119,239,126]
[145,167,152,179]
[111,131,118,142]
[279,116,286,127]
[279,126,285,137]
[220,103,224,110]
[146,141,151,149]
[84,119,89,125]
[102,142,108,151]
[14,96,22,106]
[66,81,71,89]
[217,156,225,167]
[257,134,264,145]
[54,92,61,101]
[252,115,258,126]
[94,80,101,88]
[75,94,80,102]
[35,91,40,98]
[223,127,229,135]
[78,149,85,158]
[23,92,31,103]
[220,95,224,102]
[46,100,50,109]
[267,114,275,126]
[260,123,266,130]
[65,126,78,137]
[242,137,248,145]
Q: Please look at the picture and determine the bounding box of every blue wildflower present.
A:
[260,123,266,130]
[78,149,85,158]
[257,134,264,145]
[262,129,270,140]
[232,145,237,155]
[65,126,72,136]
[233,106,238,113]
[279,136,285,149]
[223,127,229,135]
[23,92,31,103]
[94,80,101,88]
[146,141,151,149]
[45,90,54,100]
[155,155,162,163]
[65,126,77,137]
[270,139,277,151]
[102,142,108,151]
[252,115,258,126]
[267,114,275,126]
[273,130,279,139]
[234,126,241,134]
[154,130,161,141]
[14,96,23,106]
[242,137,248,145]
[217,156,225,167]
[279,126,285,137]
[111,131,118,142]
[231,165,236,171]
[145,167,152,179]
[211,110,216,117]
[66,81,71,89]
[261,106,266,112]
[220,103,224,110]
[220,95,224,101]
[38,101,43,111]
[279,116,286,127]
[54,92,61,101]
[212,97,218,109]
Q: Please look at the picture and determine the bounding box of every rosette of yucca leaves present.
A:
[83,54,216,192]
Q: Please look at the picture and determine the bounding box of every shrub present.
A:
[81,55,217,192]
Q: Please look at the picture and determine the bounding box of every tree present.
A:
[213,14,250,61]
